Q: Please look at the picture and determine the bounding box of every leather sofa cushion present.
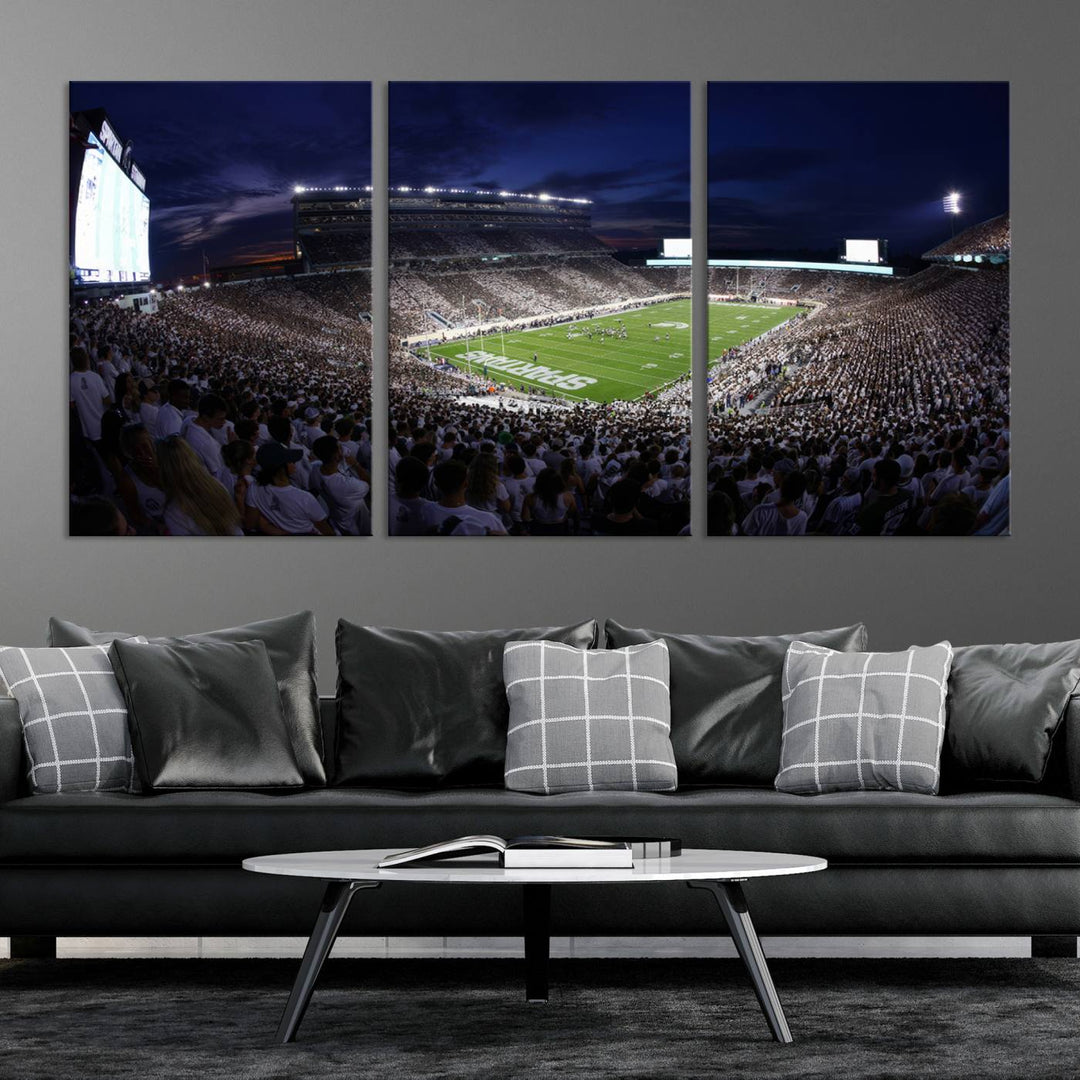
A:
[109,638,304,791]
[47,612,325,786]
[943,641,1080,787]
[335,620,599,788]
[3,787,1078,864]
[605,621,868,786]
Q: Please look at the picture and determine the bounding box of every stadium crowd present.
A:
[709,267,890,305]
[389,225,611,262]
[69,204,1008,540]
[68,271,373,536]
[706,263,1010,536]
[388,377,692,536]
[924,213,1010,258]
[391,259,689,340]
[299,230,372,267]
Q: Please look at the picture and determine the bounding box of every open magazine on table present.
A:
[377,835,681,869]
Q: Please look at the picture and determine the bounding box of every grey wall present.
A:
[1,0,1076,690]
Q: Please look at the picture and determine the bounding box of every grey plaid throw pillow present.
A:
[0,645,138,794]
[776,640,953,795]
[503,639,677,794]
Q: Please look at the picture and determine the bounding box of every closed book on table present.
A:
[582,837,682,860]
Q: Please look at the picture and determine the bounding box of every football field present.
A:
[421,299,802,404]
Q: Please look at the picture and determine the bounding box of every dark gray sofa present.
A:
[4,693,1080,954]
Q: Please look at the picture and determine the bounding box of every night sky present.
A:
[69,81,1005,280]
[69,82,372,282]
[709,82,1009,259]
[390,82,690,250]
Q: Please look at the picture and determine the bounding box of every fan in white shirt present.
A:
[183,393,230,485]
[156,435,243,537]
[245,443,332,536]
[309,436,370,535]
[69,347,111,442]
[741,473,809,536]
[426,459,507,536]
[389,457,441,536]
[138,383,162,438]
[156,379,193,440]
[501,454,536,526]
[301,406,325,447]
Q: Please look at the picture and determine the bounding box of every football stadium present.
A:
[387,187,694,536]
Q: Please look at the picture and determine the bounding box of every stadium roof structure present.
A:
[923,213,1010,264]
[392,186,591,205]
[647,256,895,276]
[292,185,591,205]
[294,185,371,195]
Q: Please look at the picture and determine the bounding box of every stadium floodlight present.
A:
[294,185,306,194]
[944,191,961,214]
[538,193,551,202]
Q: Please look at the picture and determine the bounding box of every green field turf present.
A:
[420,299,802,404]
[706,301,804,365]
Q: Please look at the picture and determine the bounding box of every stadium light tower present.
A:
[944,191,962,237]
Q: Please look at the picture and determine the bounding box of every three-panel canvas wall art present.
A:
[67,81,1008,538]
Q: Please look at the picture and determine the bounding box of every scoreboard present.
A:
[840,239,887,265]
[72,131,150,284]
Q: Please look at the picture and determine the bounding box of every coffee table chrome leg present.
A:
[276,880,380,1044]
[688,880,793,1044]
[523,883,551,1002]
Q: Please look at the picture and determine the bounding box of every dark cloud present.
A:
[525,166,645,197]
[708,146,829,183]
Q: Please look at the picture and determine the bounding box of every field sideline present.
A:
[417,298,803,405]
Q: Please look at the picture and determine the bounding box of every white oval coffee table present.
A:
[244,847,827,1045]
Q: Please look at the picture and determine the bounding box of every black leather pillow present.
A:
[604,620,868,786]
[942,641,1080,787]
[335,620,599,788]
[109,638,304,792]
[48,613,325,786]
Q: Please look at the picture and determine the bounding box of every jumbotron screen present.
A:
[73,132,150,283]
[841,238,885,265]
[662,238,692,259]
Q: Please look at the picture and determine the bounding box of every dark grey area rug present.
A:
[2,957,1080,1079]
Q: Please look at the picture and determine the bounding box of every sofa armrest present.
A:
[0,697,24,803]
[1066,692,1080,801]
